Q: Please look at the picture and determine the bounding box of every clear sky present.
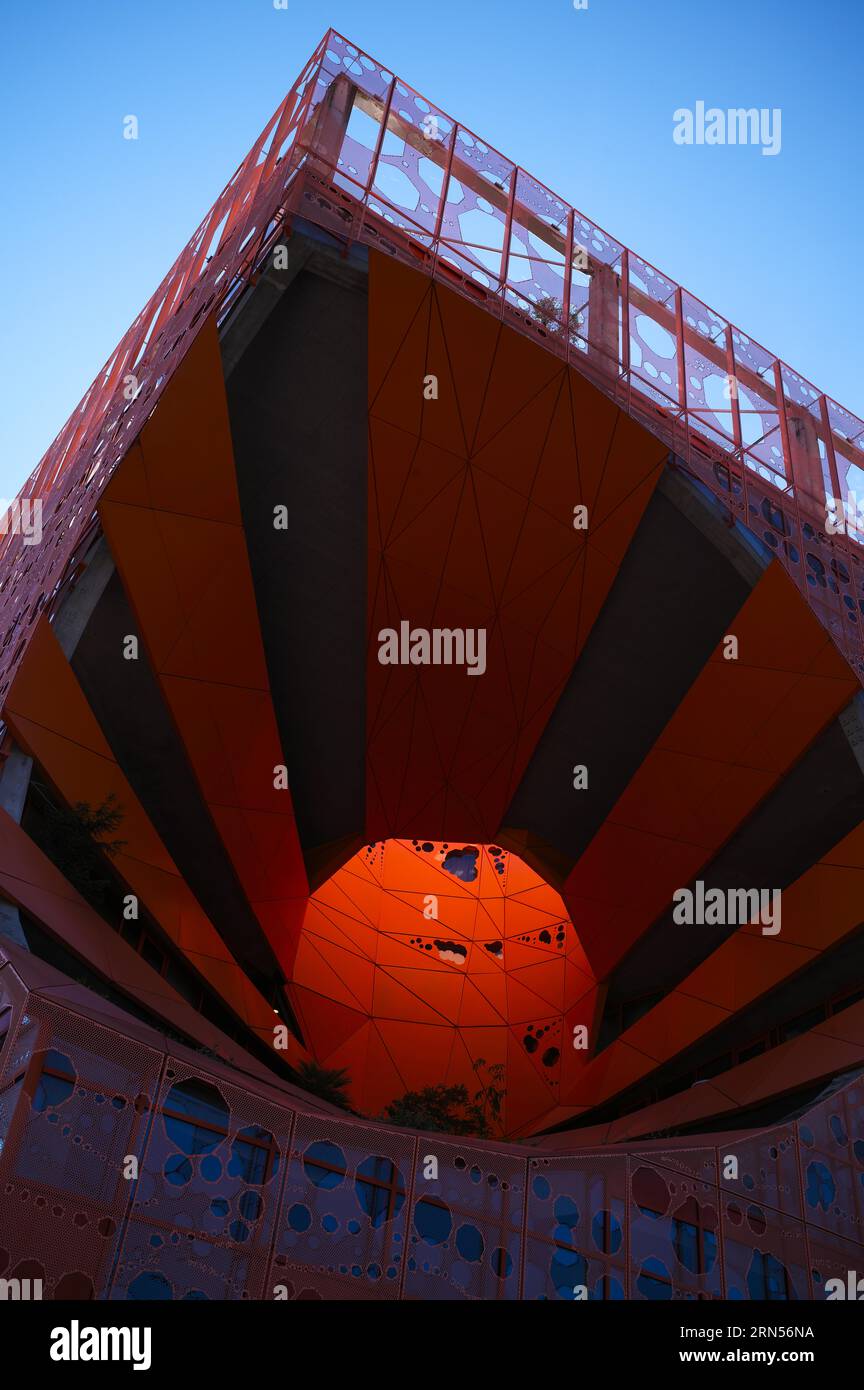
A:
[1,0,861,501]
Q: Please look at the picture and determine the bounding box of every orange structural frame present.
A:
[291,838,600,1134]
[366,251,668,845]
[98,316,308,979]
[564,559,859,978]
[0,25,862,1197]
[4,619,301,1057]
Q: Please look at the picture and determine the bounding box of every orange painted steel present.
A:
[563,561,859,979]
[544,810,864,1131]
[291,838,599,1135]
[99,318,309,981]
[4,619,303,1059]
[0,29,862,1148]
[367,251,666,845]
[3,26,863,727]
[1,29,864,761]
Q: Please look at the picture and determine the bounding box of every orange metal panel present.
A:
[557,823,864,1115]
[290,838,598,1133]
[367,251,666,845]
[99,316,308,976]
[564,557,858,978]
[4,618,298,1056]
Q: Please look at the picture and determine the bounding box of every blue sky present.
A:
[1,0,861,500]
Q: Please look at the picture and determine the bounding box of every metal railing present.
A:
[2,27,863,694]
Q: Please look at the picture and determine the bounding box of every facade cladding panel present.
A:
[0,976,862,1299]
[0,29,862,1300]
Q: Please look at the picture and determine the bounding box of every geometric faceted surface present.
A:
[368,253,666,844]
[3,617,293,1053]
[292,840,598,1134]
[2,954,864,1301]
[99,317,309,986]
[1,28,863,1300]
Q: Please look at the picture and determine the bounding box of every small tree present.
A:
[381,1082,474,1135]
[533,293,564,332]
[29,783,126,907]
[382,1060,507,1138]
[530,293,585,346]
[464,1057,507,1138]
[293,1061,352,1111]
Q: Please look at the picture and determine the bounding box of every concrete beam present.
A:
[587,261,620,367]
[839,692,864,778]
[220,237,313,379]
[0,899,27,949]
[51,534,115,659]
[221,229,368,381]
[0,750,31,947]
[0,745,33,823]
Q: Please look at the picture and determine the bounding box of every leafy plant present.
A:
[381,1058,507,1138]
[531,293,585,344]
[381,1082,474,1134]
[466,1057,506,1137]
[293,1060,353,1110]
[28,782,126,907]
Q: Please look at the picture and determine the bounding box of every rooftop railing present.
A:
[2,28,863,694]
[298,31,864,674]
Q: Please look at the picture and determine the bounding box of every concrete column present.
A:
[587,262,620,375]
[307,73,355,176]
[786,408,827,520]
[0,899,27,948]
[51,534,115,659]
[0,746,33,948]
[839,692,864,778]
[0,745,32,823]
[0,534,114,950]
